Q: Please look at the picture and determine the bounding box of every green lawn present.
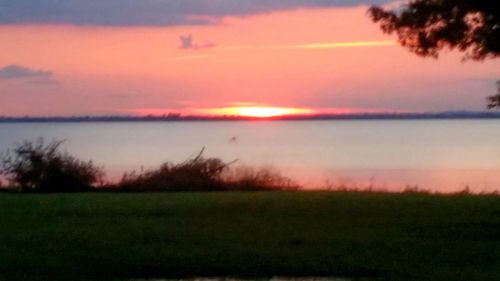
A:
[0,192,499,281]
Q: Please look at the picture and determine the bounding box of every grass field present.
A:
[0,192,499,281]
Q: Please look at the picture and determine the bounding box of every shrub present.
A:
[223,166,298,191]
[0,139,104,192]
[118,149,297,192]
[118,148,230,191]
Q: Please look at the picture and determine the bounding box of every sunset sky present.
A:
[0,0,498,117]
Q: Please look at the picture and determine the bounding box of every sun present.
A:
[231,107,306,118]
[203,106,313,118]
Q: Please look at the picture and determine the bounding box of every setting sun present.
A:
[204,106,314,118]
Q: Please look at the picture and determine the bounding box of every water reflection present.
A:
[1,120,500,192]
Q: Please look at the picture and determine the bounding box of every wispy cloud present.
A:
[171,40,396,61]
[0,0,390,27]
[0,65,51,79]
[217,40,395,50]
[179,34,215,50]
[0,65,58,85]
[289,40,396,49]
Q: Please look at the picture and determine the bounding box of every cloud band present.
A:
[0,0,389,27]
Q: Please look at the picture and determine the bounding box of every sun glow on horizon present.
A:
[203,106,314,118]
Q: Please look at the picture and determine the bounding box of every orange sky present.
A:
[0,5,498,116]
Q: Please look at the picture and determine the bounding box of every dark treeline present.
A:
[3,111,500,123]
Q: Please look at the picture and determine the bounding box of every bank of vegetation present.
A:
[0,139,297,192]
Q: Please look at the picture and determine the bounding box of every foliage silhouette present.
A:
[119,148,229,191]
[118,148,296,192]
[0,141,296,192]
[223,165,297,191]
[368,1,500,60]
[487,80,500,109]
[368,0,500,107]
[0,139,104,192]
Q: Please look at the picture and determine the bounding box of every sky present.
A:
[0,0,498,117]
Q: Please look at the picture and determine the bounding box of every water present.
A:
[1,120,500,192]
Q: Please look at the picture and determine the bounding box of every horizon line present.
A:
[1,111,500,121]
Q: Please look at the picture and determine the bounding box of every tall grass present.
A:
[1,140,297,192]
[118,148,298,192]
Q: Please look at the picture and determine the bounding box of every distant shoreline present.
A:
[2,111,500,123]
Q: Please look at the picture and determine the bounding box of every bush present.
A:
[223,166,298,191]
[118,148,230,191]
[0,139,104,192]
[118,149,297,192]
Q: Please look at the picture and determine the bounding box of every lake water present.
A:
[1,120,500,193]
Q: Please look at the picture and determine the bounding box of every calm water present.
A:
[1,120,500,192]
